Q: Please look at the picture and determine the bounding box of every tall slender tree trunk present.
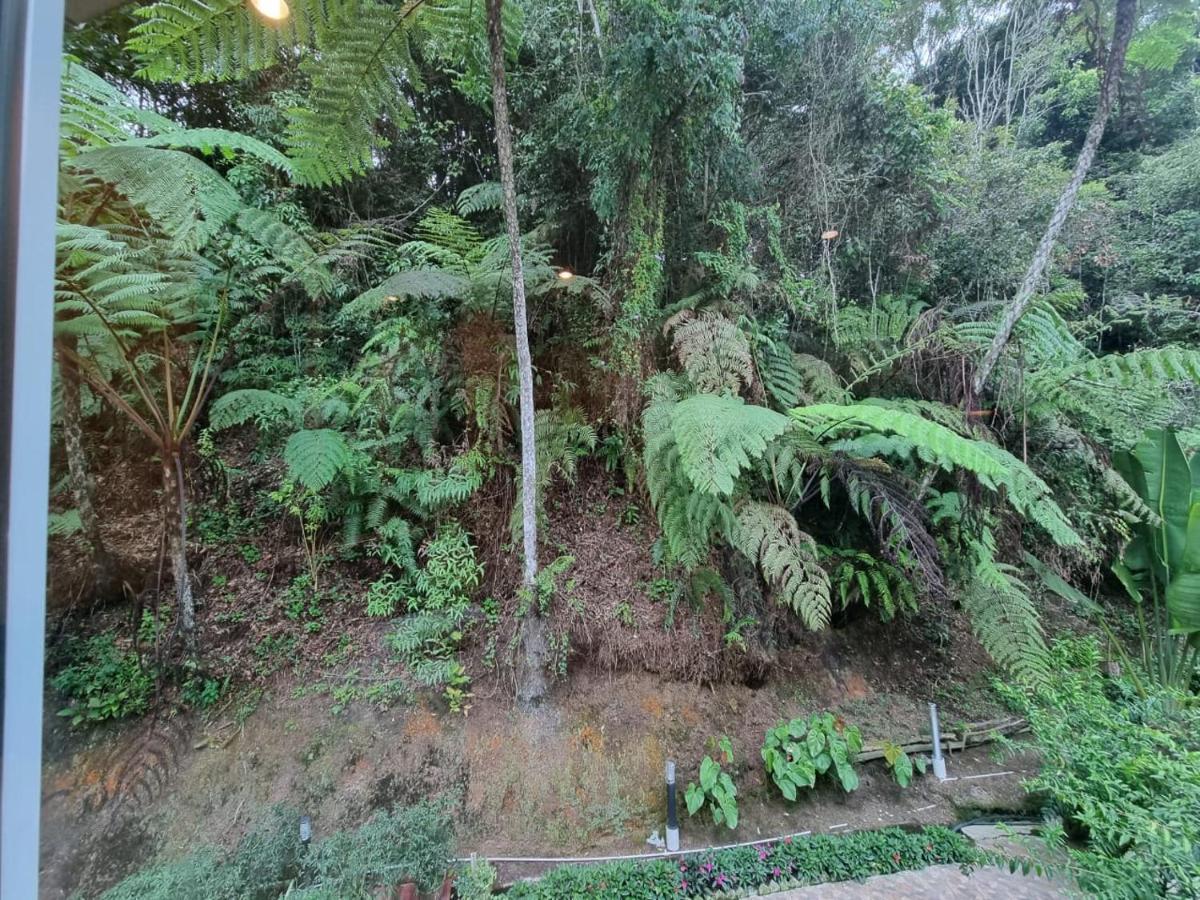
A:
[486,0,547,706]
[58,347,118,600]
[972,0,1137,396]
[161,447,196,653]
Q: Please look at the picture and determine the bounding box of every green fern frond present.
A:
[793,403,1082,547]
[456,181,503,216]
[666,310,754,396]
[284,428,351,490]
[67,147,242,251]
[961,532,1049,686]
[732,501,830,630]
[208,389,302,430]
[671,394,791,496]
[337,268,468,325]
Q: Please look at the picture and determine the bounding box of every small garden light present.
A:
[250,0,291,21]
[557,268,574,281]
[299,815,312,847]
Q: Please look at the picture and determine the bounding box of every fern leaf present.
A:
[733,501,830,630]
[284,428,350,490]
[208,389,301,430]
[794,403,1082,548]
[667,310,755,395]
[672,394,791,496]
[962,534,1049,686]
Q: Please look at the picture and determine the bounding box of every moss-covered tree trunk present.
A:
[58,346,118,600]
[486,0,547,706]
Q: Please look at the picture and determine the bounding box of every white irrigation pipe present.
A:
[452,829,814,865]
[452,768,1022,866]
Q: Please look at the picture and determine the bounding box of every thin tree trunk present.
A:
[486,0,547,706]
[161,448,196,653]
[58,349,118,600]
[972,0,1137,396]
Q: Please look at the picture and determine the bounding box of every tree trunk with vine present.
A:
[486,0,547,706]
[972,0,1137,396]
[58,345,118,600]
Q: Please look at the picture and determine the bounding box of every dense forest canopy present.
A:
[43,0,1200,893]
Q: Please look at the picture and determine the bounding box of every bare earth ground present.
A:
[40,652,1038,898]
[41,465,1048,898]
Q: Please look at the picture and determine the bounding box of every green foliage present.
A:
[669,394,792,497]
[507,826,979,898]
[100,801,454,899]
[733,502,831,630]
[881,741,926,788]
[819,545,918,622]
[455,857,497,900]
[998,638,1200,898]
[796,403,1082,548]
[1112,428,1200,690]
[762,713,863,800]
[284,429,351,491]
[51,634,153,726]
[683,737,739,829]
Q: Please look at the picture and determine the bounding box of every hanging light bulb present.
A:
[250,0,291,21]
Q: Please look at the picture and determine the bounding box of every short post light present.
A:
[665,760,680,852]
[928,702,948,781]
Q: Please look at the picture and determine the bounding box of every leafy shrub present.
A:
[762,713,863,799]
[365,573,407,617]
[506,826,979,899]
[455,857,498,900]
[101,801,454,899]
[998,637,1200,898]
[881,741,926,788]
[51,633,153,726]
[684,737,738,829]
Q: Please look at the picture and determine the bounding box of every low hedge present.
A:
[506,826,979,899]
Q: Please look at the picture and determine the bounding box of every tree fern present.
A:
[284,428,351,490]
[336,269,468,325]
[961,532,1049,686]
[207,389,302,430]
[665,310,754,396]
[793,403,1082,548]
[732,502,831,630]
[670,394,791,496]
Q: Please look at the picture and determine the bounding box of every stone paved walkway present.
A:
[765,863,1069,898]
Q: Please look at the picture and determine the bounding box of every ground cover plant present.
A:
[40,0,1200,895]
[506,826,980,898]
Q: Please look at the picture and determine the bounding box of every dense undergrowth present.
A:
[43,0,1200,895]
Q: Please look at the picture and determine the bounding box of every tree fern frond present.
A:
[337,268,468,324]
[208,388,302,430]
[129,0,343,84]
[283,428,351,490]
[793,403,1082,547]
[666,310,754,396]
[671,394,791,496]
[67,146,242,251]
[962,532,1049,686]
[456,181,503,216]
[733,501,830,630]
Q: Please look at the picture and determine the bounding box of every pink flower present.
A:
[701,861,714,874]
[758,847,769,861]
[772,867,782,878]
[679,880,688,891]
[680,862,688,871]
[783,836,792,844]
[715,873,729,888]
